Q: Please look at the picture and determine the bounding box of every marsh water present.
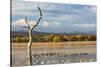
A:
[11,42,96,66]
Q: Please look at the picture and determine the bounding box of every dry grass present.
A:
[11,41,96,48]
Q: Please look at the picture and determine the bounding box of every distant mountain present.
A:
[11,30,50,35]
[11,30,96,35]
[65,31,96,35]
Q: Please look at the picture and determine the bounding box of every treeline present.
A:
[11,34,96,43]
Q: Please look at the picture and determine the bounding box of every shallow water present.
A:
[11,44,96,66]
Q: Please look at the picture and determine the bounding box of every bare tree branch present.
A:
[31,6,42,29]
[25,17,30,30]
[26,6,42,65]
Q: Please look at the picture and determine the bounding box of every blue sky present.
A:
[12,0,96,33]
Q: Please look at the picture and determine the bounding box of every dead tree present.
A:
[24,7,42,65]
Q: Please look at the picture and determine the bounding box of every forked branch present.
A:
[24,17,30,30]
[26,6,42,65]
[31,6,42,29]
[24,7,42,30]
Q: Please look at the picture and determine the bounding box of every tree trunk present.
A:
[27,29,32,65]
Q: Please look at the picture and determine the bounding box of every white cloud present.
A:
[21,0,97,5]
[52,21,60,27]
[74,24,96,28]
[82,6,96,16]
[42,21,49,27]
[42,21,60,28]
[12,1,38,15]
[12,19,27,26]
[90,6,96,14]
[12,18,37,27]
[12,0,58,16]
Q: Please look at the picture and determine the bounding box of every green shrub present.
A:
[71,36,77,41]
[89,36,96,41]
[15,36,21,42]
[53,36,62,42]
[44,34,55,42]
